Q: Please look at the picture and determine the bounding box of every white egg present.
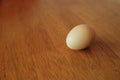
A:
[66,24,95,50]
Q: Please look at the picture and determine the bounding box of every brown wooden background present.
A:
[0,0,120,80]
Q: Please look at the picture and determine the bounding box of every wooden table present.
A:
[0,0,120,80]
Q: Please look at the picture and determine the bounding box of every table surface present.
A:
[0,0,120,80]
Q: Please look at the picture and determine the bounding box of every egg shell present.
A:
[66,24,95,50]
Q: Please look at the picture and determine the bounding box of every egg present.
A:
[66,24,95,50]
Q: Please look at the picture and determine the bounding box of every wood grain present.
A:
[0,0,120,80]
